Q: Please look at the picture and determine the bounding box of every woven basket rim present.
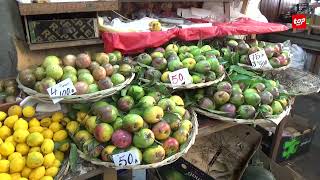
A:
[55,157,70,180]
[193,98,293,124]
[141,73,225,90]
[237,58,291,72]
[16,73,135,103]
[77,108,199,169]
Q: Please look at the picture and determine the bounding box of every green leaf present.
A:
[69,143,79,172]
[229,65,258,77]
[72,104,90,112]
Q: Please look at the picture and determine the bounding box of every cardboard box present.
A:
[158,125,262,180]
[27,17,98,44]
[256,116,315,163]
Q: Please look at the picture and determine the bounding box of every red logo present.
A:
[292,14,306,29]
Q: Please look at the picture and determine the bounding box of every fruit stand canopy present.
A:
[102,18,289,54]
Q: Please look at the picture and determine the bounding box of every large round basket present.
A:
[265,68,320,96]
[16,73,135,103]
[193,99,293,124]
[237,59,291,72]
[77,109,198,169]
[141,73,225,90]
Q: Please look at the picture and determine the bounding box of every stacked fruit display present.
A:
[66,85,194,165]
[0,79,20,104]
[0,105,69,180]
[137,44,225,84]
[224,39,290,68]
[195,79,289,119]
[18,51,133,95]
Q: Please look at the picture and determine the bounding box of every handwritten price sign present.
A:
[249,50,272,69]
[169,68,192,89]
[47,78,76,104]
[112,150,141,167]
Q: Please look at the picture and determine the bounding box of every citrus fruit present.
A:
[22,106,35,118]
[28,126,44,133]
[0,142,15,156]
[58,141,70,152]
[0,111,7,121]
[0,160,10,173]
[10,173,20,180]
[8,105,22,117]
[29,166,45,180]
[53,151,64,162]
[21,167,31,178]
[41,139,54,155]
[13,118,28,131]
[53,130,67,142]
[5,136,16,146]
[8,152,22,161]
[15,144,29,156]
[9,156,25,173]
[49,122,62,133]
[29,147,41,153]
[51,159,61,168]
[45,166,58,177]
[0,126,11,140]
[41,129,53,139]
[4,115,18,128]
[40,176,53,180]
[0,173,11,180]
[40,118,51,128]
[66,121,79,135]
[51,112,63,122]
[26,152,44,168]
[29,118,40,127]
[26,132,44,147]
[43,153,55,168]
[13,129,29,143]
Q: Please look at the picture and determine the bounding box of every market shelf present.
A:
[18,1,118,16]
[28,38,103,50]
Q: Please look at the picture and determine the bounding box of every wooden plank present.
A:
[18,1,118,15]
[198,117,236,137]
[28,39,103,50]
[270,116,289,161]
[120,0,232,2]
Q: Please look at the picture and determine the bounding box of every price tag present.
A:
[47,78,76,104]
[112,150,141,167]
[168,68,192,89]
[249,50,272,69]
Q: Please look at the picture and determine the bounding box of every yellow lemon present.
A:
[4,115,18,129]
[0,139,2,144]
[13,119,28,131]
[10,173,20,180]
[40,176,53,180]
[51,159,60,168]
[15,144,29,156]
[29,166,45,180]
[22,106,35,118]
[26,132,44,147]
[0,121,2,128]
[40,118,51,128]
[29,147,41,153]
[53,130,67,142]
[26,152,44,168]
[0,111,7,121]
[0,173,11,180]
[9,156,25,173]
[13,129,29,143]
[48,122,62,133]
[51,112,63,123]
[58,141,70,152]
[0,126,11,140]
[53,151,64,162]
[41,139,54,155]
[8,152,22,161]
[28,126,44,133]
[8,105,22,117]
[29,118,40,128]
[43,153,55,168]
[66,121,79,135]
[20,178,28,180]
[5,136,16,146]
[21,167,32,178]
[0,159,10,173]
[41,129,53,139]
[45,167,58,177]
[0,142,15,156]
[170,95,185,106]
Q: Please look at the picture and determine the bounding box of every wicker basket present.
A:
[238,59,291,72]
[141,73,225,90]
[193,99,293,124]
[55,158,70,180]
[16,73,135,103]
[77,109,198,169]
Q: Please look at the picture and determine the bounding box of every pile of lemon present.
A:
[0,105,69,180]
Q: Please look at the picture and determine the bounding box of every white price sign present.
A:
[249,50,272,69]
[112,150,141,167]
[47,78,76,104]
[168,68,192,89]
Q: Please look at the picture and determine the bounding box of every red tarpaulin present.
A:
[101,18,288,54]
